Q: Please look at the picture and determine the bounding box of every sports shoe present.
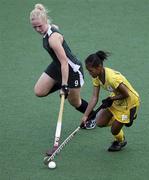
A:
[85,118,96,129]
[108,139,127,152]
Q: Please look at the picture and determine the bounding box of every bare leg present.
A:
[34,72,56,97]
[96,108,113,127]
[96,108,126,151]
[96,108,124,135]
[111,120,124,135]
[68,88,96,129]
[67,88,82,108]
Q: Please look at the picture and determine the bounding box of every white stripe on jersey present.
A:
[43,25,52,37]
[78,69,84,87]
[44,26,84,87]
[68,58,84,87]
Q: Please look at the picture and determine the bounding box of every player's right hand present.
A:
[60,84,69,99]
[80,116,88,128]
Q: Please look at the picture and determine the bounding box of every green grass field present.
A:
[0,0,149,179]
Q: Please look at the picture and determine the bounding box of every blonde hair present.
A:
[30,4,52,24]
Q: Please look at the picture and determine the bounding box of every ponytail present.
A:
[96,51,109,61]
[85,50,110,67]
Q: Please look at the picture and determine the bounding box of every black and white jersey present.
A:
[43,25,84,87]
[43,25,82,72]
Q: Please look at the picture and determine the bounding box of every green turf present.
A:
[0,0,149,179]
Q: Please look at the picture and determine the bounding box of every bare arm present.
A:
[82,86,100,122]
[48,33,69,86]
[111,83,129,101]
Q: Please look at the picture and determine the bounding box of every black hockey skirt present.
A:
[44,62,84,88]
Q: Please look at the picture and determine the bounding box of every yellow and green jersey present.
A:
[92,67,140,123]
[92,67,140,112]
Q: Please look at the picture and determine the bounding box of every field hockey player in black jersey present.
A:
[30,3,96,132]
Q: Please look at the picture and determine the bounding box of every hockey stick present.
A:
[44,104,103,164]
[44,126,80,164]
[46,95,65,156]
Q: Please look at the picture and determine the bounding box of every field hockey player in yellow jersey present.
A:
[81,50,140,151]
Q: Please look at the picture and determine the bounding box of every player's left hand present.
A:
[60,84,69,99]
[101,97,113,108]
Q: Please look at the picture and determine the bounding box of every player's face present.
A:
[86,66,101,78]
[31,18,48,35]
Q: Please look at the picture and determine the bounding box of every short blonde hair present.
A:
[30,4,52,24]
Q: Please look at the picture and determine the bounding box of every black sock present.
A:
[76,99,96,120]
[76,99,88,113]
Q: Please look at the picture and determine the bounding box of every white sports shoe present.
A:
[85,118,96,129]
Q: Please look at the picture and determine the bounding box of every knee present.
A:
[68,97,81,108]
[34,85,45,97]
[96,121,106,128]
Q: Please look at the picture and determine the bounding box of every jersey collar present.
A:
[43,24,52,38]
